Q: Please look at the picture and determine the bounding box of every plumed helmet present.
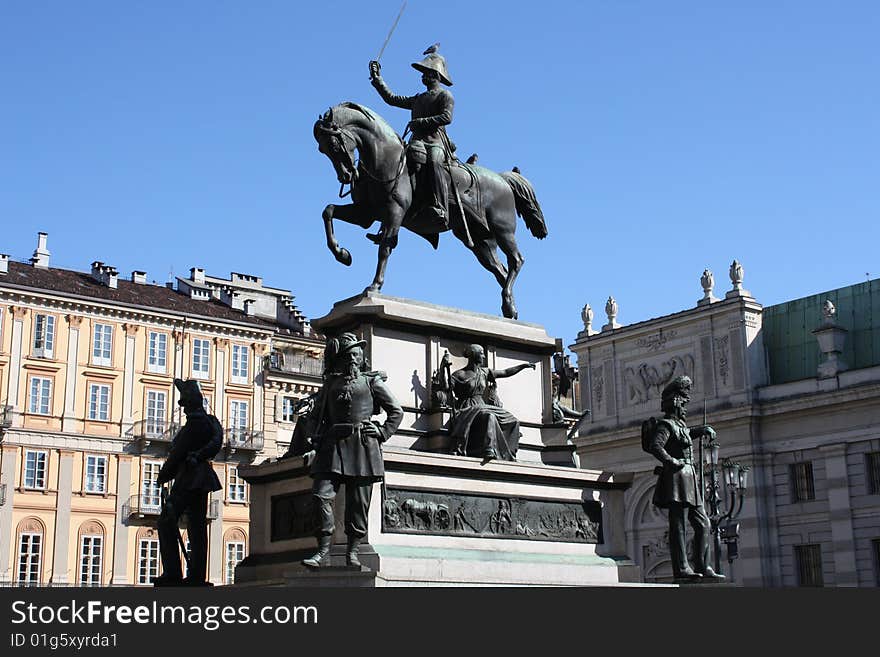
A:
[174,378,204,408]
[661,375,692,404]
[324,332,367,365]
[412,49,453,86]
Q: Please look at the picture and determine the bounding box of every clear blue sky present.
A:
[2,1,878,346]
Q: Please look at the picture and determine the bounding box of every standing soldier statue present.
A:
[302,333,404,568]
[369,44,454,231]
[154,379,223,587]
[641,376,724,581]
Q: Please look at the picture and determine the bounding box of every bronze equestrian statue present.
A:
[313,46,547,320]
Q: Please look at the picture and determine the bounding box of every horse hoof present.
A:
[502,303,518,320]
[335,249,352,266]
[364,284,381,295]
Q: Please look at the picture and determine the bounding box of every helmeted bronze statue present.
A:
[154,379,223,586]
[642,376,724,581]
[369,45,454,231]
[438,346,534,462]
[302,333,403,568]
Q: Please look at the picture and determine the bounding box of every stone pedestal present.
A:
[310,291,575,466]
[236,448,640,587]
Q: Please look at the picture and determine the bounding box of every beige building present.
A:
[0,233,322,586]
[570,265,880,586]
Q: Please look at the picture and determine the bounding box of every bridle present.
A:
[316,116,407,199]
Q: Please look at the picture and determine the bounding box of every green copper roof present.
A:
[763,278,880,384]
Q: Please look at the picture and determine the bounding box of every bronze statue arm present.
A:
[370,377,404,441]
[649,426,684,468]
[370,76,416,110]
[491,362,536,379]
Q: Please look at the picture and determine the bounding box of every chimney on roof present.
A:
[243,299,257,316]
[30,232,51,269]
[0,254,8,275]
[90,261,119,289]
[131,271,147,284]
[190,267,206,284]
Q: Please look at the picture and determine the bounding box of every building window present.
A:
[92,323,113,366]
[225,541,245,585]
[148,331,167,373]
[17,532,42,584]
[137,538,160,585]
[192,338,210,379]
[227,467,247,502]
[866,453,880,495]
[142,461,162,510]
[282,397,296,423]
[790,462,815,502]
[229,400,249,440]
[794,544,823,587]
[24,450,47,490]
[88,383,111,421]
[231,344,249,383]
[146,390,167,436]
[84,455,107,494]
[32,314,55,358]
[79,535,103,586]
[29,377,52,415]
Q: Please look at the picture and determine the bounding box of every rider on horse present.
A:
[369,45,454,231]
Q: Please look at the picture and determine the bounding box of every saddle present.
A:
[404,158,488,241]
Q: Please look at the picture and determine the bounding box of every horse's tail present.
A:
[500,170,547,239]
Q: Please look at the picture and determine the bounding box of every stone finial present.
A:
[725,259,751,299]
[578,303,598,338]
[822,299,836,322]
[602,296,621,332]
[697,268,718,306]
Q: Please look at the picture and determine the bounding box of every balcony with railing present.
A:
[131,418,179,452]
[225,427,265,454]
[123,494,163,519]
[265,351,323,378]
[123,494,221,522]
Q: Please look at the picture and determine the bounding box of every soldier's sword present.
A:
[375,0,407,62]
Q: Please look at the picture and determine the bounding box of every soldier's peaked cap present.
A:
[661,375,692,402]
[174,378,204,403]
[412,50,453,86]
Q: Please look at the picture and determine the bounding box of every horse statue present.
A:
[313,101,547,320]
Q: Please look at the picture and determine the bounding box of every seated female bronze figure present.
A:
[440,345,535,462]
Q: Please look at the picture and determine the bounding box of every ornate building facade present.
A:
[0,233,323,586]
[570,264,880,587]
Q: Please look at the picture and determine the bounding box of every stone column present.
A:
[7,307,26,422]
[208,465,225,585]
[252,344,265,434]
[121,324,138,437]
[820,443,858,586]
[111,454,133,585]
[51,450,76,584]
[0,445,18,583]
[214,339,228,422]
[61,316,82,433]
[739,451,783,587]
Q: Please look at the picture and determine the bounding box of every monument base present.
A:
[236,448,641,587]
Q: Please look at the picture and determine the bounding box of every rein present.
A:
[334,125,408,199]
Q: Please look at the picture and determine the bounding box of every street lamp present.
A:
[700,434,749,576]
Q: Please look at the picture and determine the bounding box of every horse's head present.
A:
[314,106,359,185]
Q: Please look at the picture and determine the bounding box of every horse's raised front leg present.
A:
[322,203,373,267]
[366,210,404,294]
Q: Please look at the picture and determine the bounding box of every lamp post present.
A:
[700,434,749,576]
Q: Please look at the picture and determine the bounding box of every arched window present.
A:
[223,528,247,585]
[135,527,160,585]
[16,517,45,585]
[77,520,105,587]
